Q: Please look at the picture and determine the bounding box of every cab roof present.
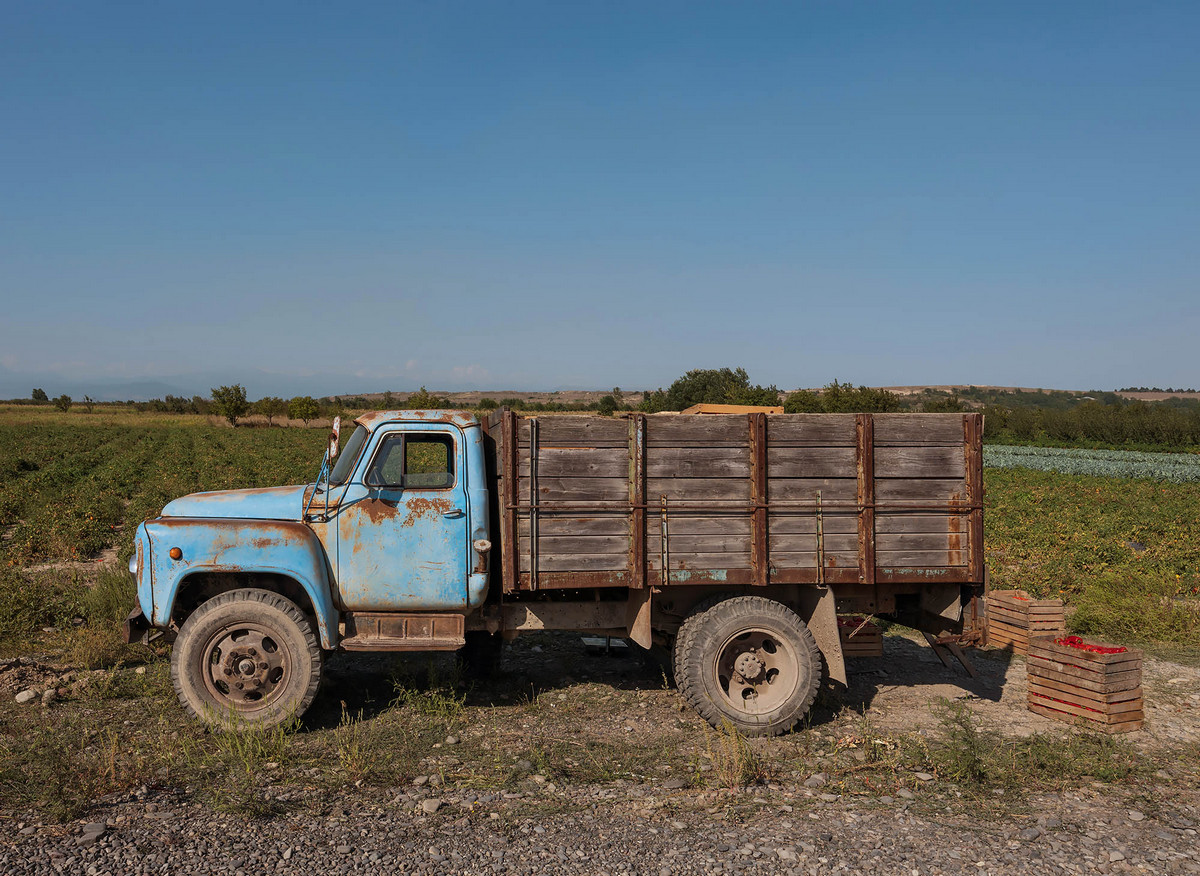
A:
[354,409,480,431]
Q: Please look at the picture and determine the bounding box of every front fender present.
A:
[143,517,339,648]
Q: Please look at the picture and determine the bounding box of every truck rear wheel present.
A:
[674,595,821,737]
[171,588,322,727]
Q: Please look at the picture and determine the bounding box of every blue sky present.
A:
[2,1,1197,399]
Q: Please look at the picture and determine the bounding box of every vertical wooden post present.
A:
[529,417,540,591]
[502,410,519,593]
[964,413,985,583]
[749,412,769,586]
[628,414,646,589]
[855,414,876,607]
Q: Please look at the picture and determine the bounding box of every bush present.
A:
[288,396,320,426]
[53,394,72,413]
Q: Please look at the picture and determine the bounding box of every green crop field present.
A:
[1,406,1197,649]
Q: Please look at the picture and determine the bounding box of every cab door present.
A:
[334,424,469,611]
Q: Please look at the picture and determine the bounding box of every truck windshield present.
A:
[328,424,368,486]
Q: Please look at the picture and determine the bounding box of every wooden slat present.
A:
[646,477,752,501]
[519,516,629,537]
[645,416,750,447]
[518,416,628,447]
[875,478,966,502]
[876,513,970,534]
[647,551,752,570]
[518,448,627,478]
[518,477,628,502]
[1028,678,1143,709]
[649,447,749,478]
[875,445,965,478]
[520,553,629,573]
[767,533,859,554]
[768,550,860,568]
[765,415,857,446]
[768,478,857,501]
[873,414,967,445]
[875,549,968,567]
[766,447,856,478]
[768,514,859,535]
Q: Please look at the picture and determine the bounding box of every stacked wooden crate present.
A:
[838,616,883,658]
[1026,636,1143,734]
[985,589,1065,654]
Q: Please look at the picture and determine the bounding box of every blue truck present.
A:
[126,409,986,735]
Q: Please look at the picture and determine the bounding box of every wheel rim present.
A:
[712,627,801,716]
[201,623,289,712]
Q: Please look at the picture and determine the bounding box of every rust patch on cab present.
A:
[401,497,454,527]
[359,499,399,524]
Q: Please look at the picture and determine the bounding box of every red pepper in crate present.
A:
[1053,635,1127,655]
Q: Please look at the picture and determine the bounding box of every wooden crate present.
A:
[985,589,1065,654]
[1026,636,1143,734]
[838,616,883,658]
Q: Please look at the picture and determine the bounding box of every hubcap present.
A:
[713,628,800,715]
[203,625,287,710]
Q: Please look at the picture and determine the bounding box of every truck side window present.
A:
[364,433,455,489]
[405,435,454,488]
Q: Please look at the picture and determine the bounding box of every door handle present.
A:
[443,509,465,519]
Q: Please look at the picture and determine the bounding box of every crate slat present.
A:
[1026,635,1143,734]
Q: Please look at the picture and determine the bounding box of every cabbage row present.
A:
[984,444,1200,483]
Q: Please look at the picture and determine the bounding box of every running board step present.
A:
[339,612,465,652]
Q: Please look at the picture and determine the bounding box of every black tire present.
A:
[674,595,821,737]
[171,588,322,727]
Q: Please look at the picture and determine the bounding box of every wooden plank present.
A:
[648,446,750,478]
[1027,702,1143,733]
[1025,656,1143,688]
[519,516,629,537]
[876,514,971,534]
[646,477,752,501]
[1027,693,1144,724]
[750,413,768,586]
[519,552,629,573]
[964,413,985,582]
[769,550,860,569]
[518,448,627,479]
[647,515,753,536]
[875,445,966,478]
[875,478,967,502]
[768,478,857,501]
[768,515,858,535]
[765,415,857,446]
[875,549,968,567]
[645,416,750,447]
[519,416,628,447]
[649,533,763,554]
[647,552,752,570]
[518,477,629,502]
[1027,678,1143,709]
[767,533,859,554]
[876,532,976,552]
[1025,663,1142,695]
[873,414,967,446]
[629,414,646,590]
[856,413,876,594]
[767,447,857,478]
[1029,638,1143,666]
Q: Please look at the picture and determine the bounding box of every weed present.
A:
[1069,571,1200,645]
[705,719,764,789]
[391,660,467,723]
[335,705,380,781]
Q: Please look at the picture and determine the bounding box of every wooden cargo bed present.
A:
[482,411,984,599]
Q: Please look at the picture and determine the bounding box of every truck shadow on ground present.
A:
[305,630,1016,733]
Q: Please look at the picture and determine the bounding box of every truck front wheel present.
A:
[171,588,322,727]
[674,596,821,737]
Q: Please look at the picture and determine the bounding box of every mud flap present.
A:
[626,587,652,649]
[795,585,845,686]
[122,607,151,645]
